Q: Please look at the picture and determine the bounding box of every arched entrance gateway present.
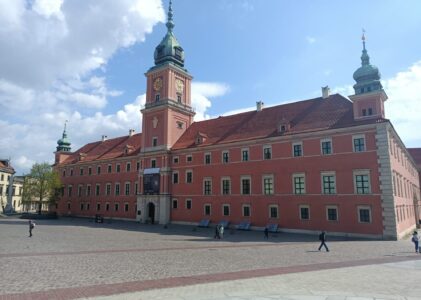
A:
[147,202,155,224]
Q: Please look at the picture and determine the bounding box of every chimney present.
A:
[256,101,264,112]
[129,129,135,137]
[101,135,108,142]
[322,86,330,99]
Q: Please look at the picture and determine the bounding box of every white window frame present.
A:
[151,158,157,168]
[172,198,178,209]
[114,202,119,212]
[292,173,306,194]
[353,170,371,194]
[263,145,272,160]
[203,178,212,195]
[320,138,333,155]
[186,170,193,184]
[221,176,231,195]
[186,154,193,163]
[292,141,303,157]
[173,171,179,184]
[124,202,129,212]
[299,204,310,220]
[326,205,339,221]
[86,184,91,197]
[358,205,372,223]
[268,204,279,219]
[204,203,211,216]
[262,174,274,195]
[152,137,158,147]
[352,134,366,152]
[241,148,249,161]
[321,171,336,194]
[125,181,130,195]
[204,152,211,165]
[241,175,251,195]
[222,150,229,164]
[173,156,179,164]
[106,183,111,196]
[126,162,131,172]
[114,183,119,196]
[222,204,230,216]
[116,163,121,173]
[242,204,251,217]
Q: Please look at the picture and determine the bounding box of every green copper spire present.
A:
[353,31,383,95]
[56,120,71,152]
[154,0,185,68]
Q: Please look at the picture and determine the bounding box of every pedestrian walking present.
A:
[214,224,220,239]
[28,220,35,237]
[412,231,419,253]
[219,224,224,239]
[318,231,329,252]
[264,227,269,239]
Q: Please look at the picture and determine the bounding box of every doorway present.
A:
[147,202,155,224]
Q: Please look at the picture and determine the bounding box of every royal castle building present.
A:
[54,2,420,240]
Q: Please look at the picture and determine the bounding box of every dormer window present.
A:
[278,118,290,133]
[195,132,207,145]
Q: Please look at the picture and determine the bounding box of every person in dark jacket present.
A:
[318,231,329,252]
[28,220,35,237]
[264,227,269,239]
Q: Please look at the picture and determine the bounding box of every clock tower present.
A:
[138,0,194,225]
[141,0,195,152]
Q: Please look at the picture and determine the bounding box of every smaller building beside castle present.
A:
[0,159,25,213]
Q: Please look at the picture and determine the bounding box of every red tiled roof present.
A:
[172,94,386,150]
[408,148,421,169]
[59,133,142,165]
[0,160,15,174]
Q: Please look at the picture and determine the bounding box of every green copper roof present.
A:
[154,0,185,68]
[57,121,71,152]
[353,34,382,95]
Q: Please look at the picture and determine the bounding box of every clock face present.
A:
[175,79,184,93]
[153,78,162,91]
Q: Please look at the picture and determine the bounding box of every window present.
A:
[172,199,178,209]
[186,199,192,210]
[115,203,119,212]
[107,164,112,173]
[322,173,336,194]
[362,108,367,116]
[78,185,83,197]
[70,169,74,176]
[126,163,131,172]
[80,203,84,211]
[327,206,338,221]
[173,172,179,184]
[177,94,182,103]
[321,139,332,155]
[96,184,100,196]
[106,183,111,196]
[353,135,366,152]
[152,137,158,147]
[293,142,303,157]
[242,149,249,161]
[354,170,371,194]
[151,159,156,168]
[88,167,92,175]
[86,185,91,196]
[204,204,211,216]
[173,157,179,164]
[204,179,212,195]
[223,204,230,216]
[243,205,251,217]
[222,178,231,195]
[68,185,73,197]
[116,164,121,173]
[186,155,192,162]
[155,94,160,102]
[125,203,129,212]
[263,146,271,160]
[263,175,274,195]
[79,168,84,176]
[115,183,120,196]
[269,205,278,218]
[186,170,193,183]
[106,203,110,211]
[368,108,373,115]
[222,151,229,163]
[204,153,211,165]
[135,182,138,195]
[97,165,101,175]
[97,203,101,211]
[358,206,371,223]
[86,203,90,211]
[125,182,130,195]
[136,162,140,171]
[62,170,66,177]
[300,205,310,220]
[67,202,71,210]
[293,174,305,194]
[241,177,251,195]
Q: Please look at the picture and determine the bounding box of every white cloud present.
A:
[306,36,316,44]
[191,82,230,121]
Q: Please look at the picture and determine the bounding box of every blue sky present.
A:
[1,0,421,175]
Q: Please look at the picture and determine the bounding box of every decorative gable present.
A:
[195,132,207,145]
[124,145,135,155]
[278,117,291,134]
[78,153,87,161]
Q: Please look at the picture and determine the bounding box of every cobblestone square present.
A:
[1,217,420,300]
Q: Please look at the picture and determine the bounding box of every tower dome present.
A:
[353,33,383,95]
[154,0,184,68]
[56,121,71,152]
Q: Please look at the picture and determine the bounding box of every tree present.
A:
[22,163,62,214]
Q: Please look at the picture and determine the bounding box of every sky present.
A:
[1,0,421,175]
